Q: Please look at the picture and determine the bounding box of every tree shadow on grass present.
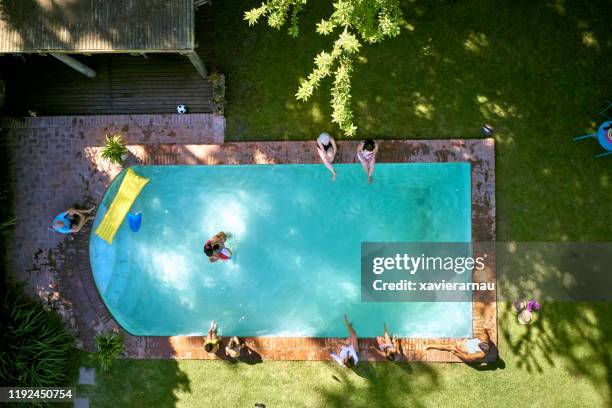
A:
[81,356,191,408]
[499,301,612,405]
[497,243,612,404]
[316,361,440,408]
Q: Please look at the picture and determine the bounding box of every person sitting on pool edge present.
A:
[330,314,359,368]
[370,322,400,361]
[356,138,378,183]
[425,321,494,362]
[51,206,96,234]
[225,336,245,360]
[204,320,220,354]
[316,132,338,181]
[204,231,232,263]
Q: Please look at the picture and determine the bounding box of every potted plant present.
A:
[94,331,125,372]
[100,134,129,165]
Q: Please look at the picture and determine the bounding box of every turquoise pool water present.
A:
[90,163,472,337]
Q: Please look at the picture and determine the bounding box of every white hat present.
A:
[317,132,331,145]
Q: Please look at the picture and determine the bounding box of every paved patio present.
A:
[4,117,495,362]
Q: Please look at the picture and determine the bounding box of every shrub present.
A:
[95,331,124,372]
[100,134,128,165]
[0,284,74,387]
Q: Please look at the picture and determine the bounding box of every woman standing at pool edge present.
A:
[356,138,378,183]
[316,132,338,180]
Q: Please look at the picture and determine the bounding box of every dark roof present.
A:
[0,0,194,53]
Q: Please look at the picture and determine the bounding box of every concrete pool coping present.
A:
[80,139,496,362]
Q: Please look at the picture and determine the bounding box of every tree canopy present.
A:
[245,0,403,136]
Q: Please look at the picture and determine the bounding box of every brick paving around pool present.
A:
[4,123,495,362]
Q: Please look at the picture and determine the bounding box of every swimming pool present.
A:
[90,163,472,337]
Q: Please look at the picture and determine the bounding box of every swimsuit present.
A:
[330,345,359,366]
[204,338,220,353]
[464,338,482,354]
[52,212,74,234]
[358,149,375,163]
[379,343,393,352]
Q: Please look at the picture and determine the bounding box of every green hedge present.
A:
[0,284,75,387]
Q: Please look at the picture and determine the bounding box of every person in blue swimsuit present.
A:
[52,206,96,234]
[331,314,359,368]
[370,323,400,361]
[425,320,494,362]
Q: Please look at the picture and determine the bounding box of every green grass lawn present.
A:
[80,1,611,406]
[79,303,611,407]
[214,0,611,242]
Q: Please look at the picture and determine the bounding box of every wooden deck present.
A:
[0,7,216,116]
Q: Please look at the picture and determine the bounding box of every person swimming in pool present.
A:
[370,323,400,361]
[316,132,338,181]
[425,320,494,362]
[330,314,359,368]
[203,320,220,354]
[204,231,232,262]
[356,138,378,183]
[51,206,96,234]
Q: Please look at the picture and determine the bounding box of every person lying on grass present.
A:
[52,206,96,234]
[203,320,220,354]
[356,139,378,184]
[370,322,400,361]
[331,314,359,368]
[425,321,494,362]
[316,132,338,181]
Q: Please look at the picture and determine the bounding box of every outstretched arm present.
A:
[427,343,485,362]
[452,349,485,362]
[369,345,387,359]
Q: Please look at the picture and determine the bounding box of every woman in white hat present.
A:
[316,132,338,180]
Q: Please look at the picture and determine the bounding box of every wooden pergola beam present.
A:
[186,51,208,79]
[50,53,97,78]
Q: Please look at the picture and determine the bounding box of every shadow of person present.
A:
[241,347,263,365]
[467,342,506,371]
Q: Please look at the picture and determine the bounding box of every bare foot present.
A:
[368,175,373,184]
[332,172,336,181]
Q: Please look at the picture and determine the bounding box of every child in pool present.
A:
[203,231,232,262]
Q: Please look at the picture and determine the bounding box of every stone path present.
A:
[78,367,96,385]
[1,113,225,145]
[4,124,496,362]
[74,397,89,408]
